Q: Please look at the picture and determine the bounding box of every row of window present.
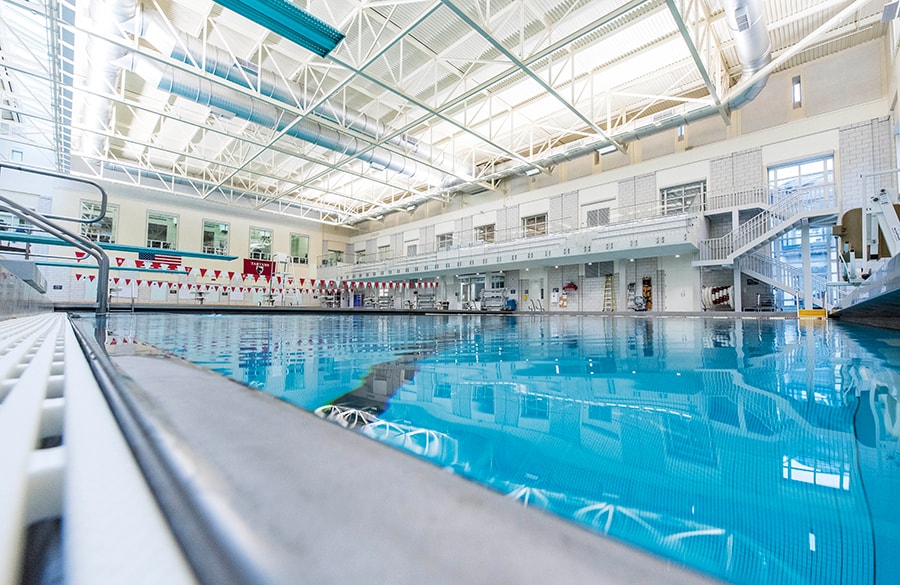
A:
[79,202,310,263]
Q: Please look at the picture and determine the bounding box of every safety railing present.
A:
[742,251,830,307]
[705,186,768,212]
[323,200,699,270]
[699,184,837,261]
[0,165,111,313]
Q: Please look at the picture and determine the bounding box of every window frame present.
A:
[522,214,547,238]
[474,223,495,243]
[80,200,118,244]
[660,181,706,215]
[290,233,310,264]
[201,219,230,256]
[436,232,454,251]
[249,226,273,261]
[146,210,179,250]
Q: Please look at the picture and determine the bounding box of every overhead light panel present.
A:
[596,144,617,155]
[525,167,541,176]
[214,0,345,57]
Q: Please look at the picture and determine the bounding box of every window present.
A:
[10,149,23,162]
[585,263,599,278]
[407,243,417,256]
[323,250,343,266]
[290,233,309,264]
[202,220,229,255]
[249,227,272,260]
[522,214,547,238]
[80,201,117,243]
[521,395,549,419]
[586,207,610,227]
[474,224,495,243]
[768,156,833,194]
[437,232,453,251]
[147,211,178,249]
[792,76,802,108]
[473,385,494,414]
[378,245,390,261]
[660,181,706,215]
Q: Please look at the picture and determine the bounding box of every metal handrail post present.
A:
[0,195,110,313]
[0,164,110,225]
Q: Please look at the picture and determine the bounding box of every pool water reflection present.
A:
[104,313,900,585]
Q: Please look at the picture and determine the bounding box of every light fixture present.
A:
[525,167,541,176]
[373,214,384,220]
[596,144,617,155]
[629,258,634,262]
[214,0,344,57]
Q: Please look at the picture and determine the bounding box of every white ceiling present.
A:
[0,0,888,225]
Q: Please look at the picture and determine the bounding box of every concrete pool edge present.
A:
[77,322,726,585]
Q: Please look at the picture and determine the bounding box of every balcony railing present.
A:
[319,204,698,273]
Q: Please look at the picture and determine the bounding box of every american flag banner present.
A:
[138,251,182,267]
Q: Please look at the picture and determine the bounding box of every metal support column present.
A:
[801,218,812,310]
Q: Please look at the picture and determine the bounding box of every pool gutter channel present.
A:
[71,316,726,585]
[69,316,259,585]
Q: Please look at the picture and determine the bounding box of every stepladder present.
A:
[602,274,615,311]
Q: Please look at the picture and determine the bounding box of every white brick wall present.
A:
[839,116,897,211]
[709,148,763,197]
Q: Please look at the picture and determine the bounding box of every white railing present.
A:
[705,187,768,211]
[741,251,844,310]
[699,185,837,261]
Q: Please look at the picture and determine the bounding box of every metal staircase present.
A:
[698,185,839,263]
[741,252,828,305]
[695,185,839,307]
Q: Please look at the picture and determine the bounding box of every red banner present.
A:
[243,258,274,279]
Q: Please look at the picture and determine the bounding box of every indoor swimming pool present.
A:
[101,312,900,585]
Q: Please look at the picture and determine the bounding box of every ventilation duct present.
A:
[136,11,471,182]
[79,0,139,159]
[122,54,452,188]
[474,0,772,187]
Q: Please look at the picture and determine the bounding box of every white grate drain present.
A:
[0,313,195,585]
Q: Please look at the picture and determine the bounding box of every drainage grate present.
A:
[0,313,196,585]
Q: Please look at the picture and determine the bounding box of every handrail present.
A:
[0,164,109,224]
[0,194,109,313]
[742,251,836,310]
[699,184,837,261]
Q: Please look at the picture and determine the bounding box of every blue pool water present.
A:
[104,313,900,585]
